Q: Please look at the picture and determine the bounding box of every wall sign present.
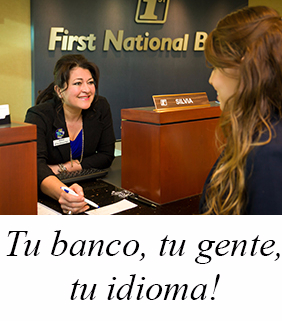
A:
[135,0,170,24]
[31,0,248,139]
[48,28,207,52]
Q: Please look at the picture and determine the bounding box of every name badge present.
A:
[53,137,70,147]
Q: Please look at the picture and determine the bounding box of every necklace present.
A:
[70,119,84,167]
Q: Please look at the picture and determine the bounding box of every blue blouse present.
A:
[70,129,83,159]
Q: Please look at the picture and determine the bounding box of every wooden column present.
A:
[0,123,37,214]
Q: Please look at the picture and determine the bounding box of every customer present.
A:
[25,54,115,214]
[200,6,282,214]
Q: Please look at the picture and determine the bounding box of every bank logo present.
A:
[135,0,170,24]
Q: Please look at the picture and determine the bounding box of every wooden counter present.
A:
[0,122,37,214]
[121,105,221,204]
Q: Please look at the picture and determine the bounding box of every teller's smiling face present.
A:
[56,67,96,112]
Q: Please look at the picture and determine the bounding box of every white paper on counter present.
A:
[37,202,61,215]
[86,199,137,215]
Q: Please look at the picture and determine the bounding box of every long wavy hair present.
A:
[203,6,282,214]
[36,54,100,105]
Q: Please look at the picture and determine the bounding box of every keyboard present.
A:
[56,168,108,184]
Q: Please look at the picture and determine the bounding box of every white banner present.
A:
[1,216,281,320]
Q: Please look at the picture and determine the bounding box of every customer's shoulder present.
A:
[249,120,282,163]
[263,119,282,149]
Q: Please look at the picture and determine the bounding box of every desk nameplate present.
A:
[153,92,210,111]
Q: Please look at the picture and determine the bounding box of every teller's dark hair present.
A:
[35,54,100,105]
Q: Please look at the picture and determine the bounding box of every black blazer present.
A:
[199,119,282,215]
[25,96,115,186]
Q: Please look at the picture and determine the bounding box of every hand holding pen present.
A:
[60,186,99,214]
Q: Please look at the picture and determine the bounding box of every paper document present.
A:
[37,199,137,215]
[37,202,61,215]
[86,199,137,215]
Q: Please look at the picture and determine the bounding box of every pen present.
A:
[128,195,157,208]
[60,186,100,208]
